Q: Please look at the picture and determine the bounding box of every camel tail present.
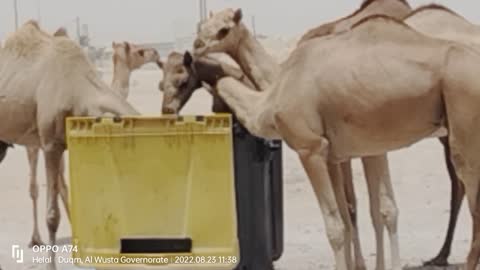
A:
[0,141,13,164]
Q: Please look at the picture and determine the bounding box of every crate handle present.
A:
[175,116,206,125]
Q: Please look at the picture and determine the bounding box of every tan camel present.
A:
[194,9,480,270]
[25,27,71,248]
[24,39,160,248]
[0,21,139,270]
[159,51,254,114]
[111,41,160,99]
[403,4,480,266]
[193,2,411,269]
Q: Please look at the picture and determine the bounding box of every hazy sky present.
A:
[1,0,479,46]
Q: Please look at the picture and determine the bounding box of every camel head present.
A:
[193,8,244,56]
[112,41,160,70]
[158,52,201,114]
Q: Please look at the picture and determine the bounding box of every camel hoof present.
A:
[423,256,449,267]
[28,238,45,248]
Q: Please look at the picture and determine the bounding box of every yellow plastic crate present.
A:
[66,115,239,269]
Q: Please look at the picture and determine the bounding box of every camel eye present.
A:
[217,27,230,39]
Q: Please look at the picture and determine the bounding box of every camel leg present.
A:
[362,155,400,270]
[26,147,45,248]
[441,47,480,269]
[379,158,401,270]
[295,137,348,270]
[341,160,366,270]
[58,155,71,222]
[44,148,62,270]
[456,168,480,270]
[330,162,354,270]
[424,137,464,266]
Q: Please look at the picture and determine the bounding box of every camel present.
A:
[19,27,72,249]
[111,41,160,99]
[22,38,160,248]
[401,4,480,266]
[159,51,254,114]
[192,2,413,269]
[193,9,480,270]
[0,21,139,270]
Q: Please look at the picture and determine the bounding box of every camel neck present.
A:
[217,78,280,140]
[228,24,280,91]
[111,60,132,99]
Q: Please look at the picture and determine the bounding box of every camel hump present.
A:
[352,14,408,29]
[404,4,461,20]
[360,0,410,10]
[53,27,68,37]
[23,20,40,29]
[347,14,435,44]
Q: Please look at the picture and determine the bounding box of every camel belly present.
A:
[0,97,40,147]
[323,90,445,161]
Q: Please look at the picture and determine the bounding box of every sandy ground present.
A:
[0,67,472,270]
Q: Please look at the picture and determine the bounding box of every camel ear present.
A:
[233,8,243,24]
[183,51,193,67]
[124,42,131,53]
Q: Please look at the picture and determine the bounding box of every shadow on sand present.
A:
[404,264,464,270]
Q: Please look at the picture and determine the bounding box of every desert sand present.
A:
[0,62,471,270]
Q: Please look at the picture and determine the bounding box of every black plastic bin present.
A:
[232,120,284,270]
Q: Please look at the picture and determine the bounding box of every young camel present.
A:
[194,10,480,270]
[111,41,160,99]
[24,39,160,248]
[193,2,412,269]
[0,21,139,270]
[402,4,480,266]
[159,51,254,114]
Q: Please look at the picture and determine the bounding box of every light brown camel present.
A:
[194,9,480,270]
[24,39,160,248]
[192,2,411,269]
[403,4,480,266]
[25,27,72,248]
[111,41,160,99]
[159,51,254,114]
[0,21,139,270]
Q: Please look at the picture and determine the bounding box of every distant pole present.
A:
[13,0,19,30]
[203,0,207,20]
[198,0,207,32]
[37,0,41,24]
[251,15,257,39]
[76,17,81,42]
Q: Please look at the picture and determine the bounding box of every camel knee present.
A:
[46,208,60,233]
[325,213,347,251]
[29,181,39,200]
[380,195,399,231]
